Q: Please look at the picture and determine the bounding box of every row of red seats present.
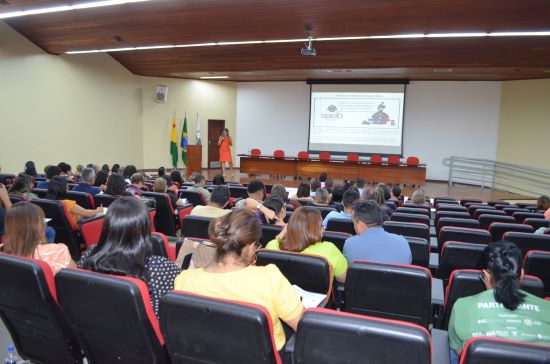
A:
[249,149,420,166]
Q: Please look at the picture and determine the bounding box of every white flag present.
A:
[196,113,202,145]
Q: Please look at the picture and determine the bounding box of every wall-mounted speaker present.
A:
[154,85,168,103]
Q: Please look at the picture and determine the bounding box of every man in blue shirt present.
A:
[72,167,102,196]
[344,200,412,264]
[323,187,360,227]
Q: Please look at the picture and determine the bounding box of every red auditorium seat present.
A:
[370,154,382,164]
[406,156,420,166]
[319,152,331,162]
[347,153,359,163]
[460,337,550,364]
[387,155,401,166]
[297,151,310,160]
[250,148,261,157]
[273,149,285,159]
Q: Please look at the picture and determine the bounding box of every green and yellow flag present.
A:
[170,116,178,168]
[181,116,188,166]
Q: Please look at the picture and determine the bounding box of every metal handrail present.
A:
[448,156,550,197]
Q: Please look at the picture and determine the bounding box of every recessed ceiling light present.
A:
[0,0,152,19]
[199,76,229,79]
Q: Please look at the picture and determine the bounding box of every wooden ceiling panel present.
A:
[4,0,550,80]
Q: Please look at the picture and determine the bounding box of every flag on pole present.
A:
[181,115,189,166]
[196,112,202,145]
[170,115,178,168]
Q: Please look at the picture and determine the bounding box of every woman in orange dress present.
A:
[218,128,234,177]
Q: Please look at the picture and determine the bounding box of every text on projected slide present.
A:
[310,92,403,146]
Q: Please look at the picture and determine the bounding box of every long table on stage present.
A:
[238,155,427,185]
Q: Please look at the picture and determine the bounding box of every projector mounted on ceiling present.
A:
[301,34,317,57]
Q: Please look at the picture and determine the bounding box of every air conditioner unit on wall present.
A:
[154,85,168,103]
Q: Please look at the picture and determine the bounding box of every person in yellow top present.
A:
[174,209,304,352]
[266,206,348,283]
[47,176,103,224]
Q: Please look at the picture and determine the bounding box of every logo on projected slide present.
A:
[321,104,343,119]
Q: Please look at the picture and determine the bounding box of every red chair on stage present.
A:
[273,149,285,159]
[250,148,261,158]
[370,154,382,165]
[406,156,420,166]
[387,155,401,166]
[319,152,331,162]
[298,151,310,160]
[347,153,359,163]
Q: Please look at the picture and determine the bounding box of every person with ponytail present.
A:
[174,208,304,353]
[448,241,550,360]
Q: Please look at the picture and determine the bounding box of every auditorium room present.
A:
[0,1,549,363]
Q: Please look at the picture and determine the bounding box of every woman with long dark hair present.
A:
[47,176,102,224]
[448,241,550,360]
[24,161,37,177]
[79,197,180,317]
[8,174,38,200]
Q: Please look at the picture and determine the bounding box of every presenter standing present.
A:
[218,128,233,177]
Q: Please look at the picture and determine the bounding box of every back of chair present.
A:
[489,223,534,241]
[512,212,545,223]
[347,153,359,163]
[142,191,177,237]
[55,269,167,364]
[435,211,471,227]
[258,224,283,246]
[460,337,550,364]
[326,218,356,235]
[434,197,458,206]
[396,207,431,217]
[523,218,550,231]
[294,308,431,364]
[370,154,382,165]
[309,205,338,219]
[179,189,205,207]
[438,227,491,252]
[159,291,281,364]
[503,207,530,216]
[344,261,432,328]
[66,191,95,209]
[31,188,48,198]
[383,221,430,241]
[436,204,468,213]
[473,209,506,219]
[0,254,82,364]
[524,250,550,297]
[79,215,106,247]
[250,148,262,157]
[406,156,420,166]
[322,231,352,252]
[181,215,212,239]
[437,241,485,282]
[387,155,401,166]
[519,275,545,298]
[150,232,171,260]
[93,193,119,208]
[436,217,480,236]
[256,250,332,298]
[460,199,482,206]
[503,232,550,256]
[405,236,430,268]
[467,205,495,218]
[319,152,331,161]
[390,212,430,225]
[273,149,285,159]
[31,199,81,259]
[297,151,309,160]
[478,214,516,229]
[228,186,248,199]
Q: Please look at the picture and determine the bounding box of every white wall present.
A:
[236,81,502,180]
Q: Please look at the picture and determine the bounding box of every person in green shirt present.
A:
[448,241,550,363]
[265,206,348,283]
[188,174,211,204]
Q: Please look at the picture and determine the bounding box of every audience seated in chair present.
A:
[93,170,108,191]
[448,241,550,363]
[390,185,403,207]
[212,174,225,185]
[266,206,348,282]
[57,162,73,180]
[188,174,211,204]
[235,179,265,207]
[323,188,360,227]
[374,187,392,220]
[536,195,550,212]
[344,200,412,265]
[291,181,314,201]
[78,197,180,318]
[258,196,286,226]
[313,187,331,207]
[319,172,327,187]
[355,178,366,196]
[0,184,11,236]
[104,173,132,197]
[410,189,429,207]
[122,165,137,184]
[152,177,183,208]
[36,165,61,189]
[190,185,231,218]
[126,173,144,197]
[170,170,184,187]
[24,160,38,177]
[270,183,301,210]
[47,176,103,224]
[8,174,39,200]
[2,202,75,274]
[324,178,334,194]
[72,167,102,196]
[310,179,321,197]
[174,208,305,352]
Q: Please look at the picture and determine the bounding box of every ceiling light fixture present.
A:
[65,30,550,54]
[199,76,229,79]
[0,0,152,19]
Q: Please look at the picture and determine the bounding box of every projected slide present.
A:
[308,84,406,155]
